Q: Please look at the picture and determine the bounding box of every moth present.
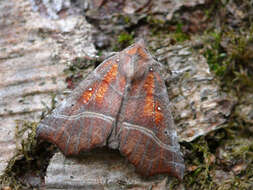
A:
[37,39,185,180]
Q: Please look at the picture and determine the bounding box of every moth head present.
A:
[120,42,152,81]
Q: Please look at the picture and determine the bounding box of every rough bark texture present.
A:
[0,0,96,177]
[45,151,171,190]
[155,45,236,142]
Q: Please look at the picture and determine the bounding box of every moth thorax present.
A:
[122,59,145,81]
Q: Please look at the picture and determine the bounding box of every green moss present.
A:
[169,126,253,190]
[198,24,253,187]
[203,31,228,77]
[117,32,134,47]
[15,121,38,161]
[0,121,38,189]
[146,15,165,26]
[181,137,214,189]
[123,15,131,25]
[0,120,57,189]
[147,21,190,48]
[111,32,135,51]
[172,23,190,42]
[63,57,96,89]
[203,28,253,92]
[64,57,95,74]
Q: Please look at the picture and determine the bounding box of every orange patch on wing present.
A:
[143,73,155,117]
[95,64,118,104]
[137,46,148,60]
[82,84,96,104]
[126,46,148,60]
[126,46,138,55]
[155,102,163,125]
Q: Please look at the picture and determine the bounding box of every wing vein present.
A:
[52,111,179,154]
